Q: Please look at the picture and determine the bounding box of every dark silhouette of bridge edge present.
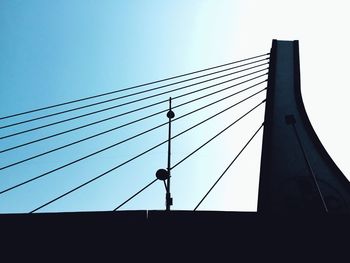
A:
[258,39,350,213]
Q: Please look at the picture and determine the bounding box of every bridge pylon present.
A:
[258,39,350,213]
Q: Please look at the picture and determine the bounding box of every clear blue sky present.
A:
[0,0,348,213]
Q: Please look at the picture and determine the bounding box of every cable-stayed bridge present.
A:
[1,40,350,255]
[1,40,350,215]
[1,53,268,213]
[1,39,350,258]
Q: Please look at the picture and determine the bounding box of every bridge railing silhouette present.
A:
[0,53,269,213]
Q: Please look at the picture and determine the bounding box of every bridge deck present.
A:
[1,211,348,260]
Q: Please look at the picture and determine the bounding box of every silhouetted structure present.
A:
[1,39,350,257]
[258,40,350,213]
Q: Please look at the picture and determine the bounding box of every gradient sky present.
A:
[0,0,349,213]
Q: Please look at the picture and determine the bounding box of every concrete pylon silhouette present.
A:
[258,39,350,213]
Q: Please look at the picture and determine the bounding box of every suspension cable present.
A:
[0,85,267,172]
[0,53,269,121]
[193,123,264,210]
[29,99,266,213]
[0,65,268,140]
[0,88,266,199]
[171,102,265,170]
[113,179,158,211]
[0,76,267,154]
[113,103,265,211]
[0,58,269,129]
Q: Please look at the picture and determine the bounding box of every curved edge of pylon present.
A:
[293,40,350,187]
